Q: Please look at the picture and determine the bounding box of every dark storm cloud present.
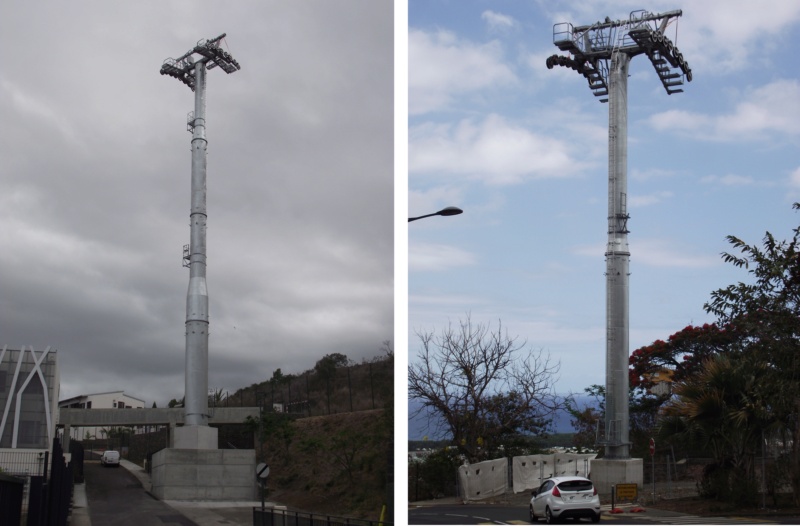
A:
[0,1,393,405]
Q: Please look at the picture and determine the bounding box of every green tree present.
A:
[315,353,349,380]
[658,354,769,504]
[208,388,225,407]
[409,448,462,501]
[269,368,286,386]
[703,202,800,506]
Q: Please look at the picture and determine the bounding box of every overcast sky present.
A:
[408,0,800,437]
[0,1,393,406]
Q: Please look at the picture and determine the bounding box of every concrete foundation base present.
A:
[590,458,643,496]
[150,448,257,501]
[173,425,219,449]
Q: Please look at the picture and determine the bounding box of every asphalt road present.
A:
[84,460,198,526]
[408,503,792,525]
[409,504,531,524]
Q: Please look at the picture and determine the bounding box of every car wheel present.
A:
[591,513,601,523]
[529,505,537,522]
[545,507,556,524]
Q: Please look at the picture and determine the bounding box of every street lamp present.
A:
[408,206,463,222]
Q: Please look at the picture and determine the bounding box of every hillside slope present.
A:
[263,409,392,521]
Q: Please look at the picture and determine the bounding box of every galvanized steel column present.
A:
[605,51,631,459]
[185,61,209,427]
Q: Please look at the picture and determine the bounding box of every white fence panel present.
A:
[512,453,596,494]
[458,458,508,502]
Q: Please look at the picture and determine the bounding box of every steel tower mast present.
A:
[160,34,240,438]
[547,10,692,461]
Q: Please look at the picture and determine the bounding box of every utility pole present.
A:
[546,9,692,491]
[161,34,240,448]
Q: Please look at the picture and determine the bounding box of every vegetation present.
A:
[622,203,800,507]
[111,343,393,521]
[408,447,463,501]
[239,345,394,520]
[408,316,562,462]
[260,409,392,520]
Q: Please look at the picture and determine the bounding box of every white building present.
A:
[59,391,145,410]
[59,391,146,442]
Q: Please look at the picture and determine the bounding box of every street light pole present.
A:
[408,206,463,222]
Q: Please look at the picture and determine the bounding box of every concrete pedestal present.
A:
[150,448,257,501]
[590,458,643,496]
[173,425,218,449]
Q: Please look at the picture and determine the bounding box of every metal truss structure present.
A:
[547,9,692,102]
[160,33,240,91]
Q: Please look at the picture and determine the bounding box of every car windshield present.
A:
[557,480,593,492]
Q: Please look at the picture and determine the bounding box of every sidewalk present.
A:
[68,458,279,526]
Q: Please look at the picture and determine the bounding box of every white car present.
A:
[100,450,120,467]
[530,476,601,523]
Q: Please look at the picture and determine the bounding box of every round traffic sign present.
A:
[649,438,655,456]
[256,462,270,480]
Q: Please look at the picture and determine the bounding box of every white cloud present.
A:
[700,174,757,186]
[629,191,674,208]
[789,166,800,188]
[680,0,800,74]
[633,239,720,268]
[409,242,477,272]
[649,79,800,141]
[572,239,719,268]
[409,28,516,115]
[482,10,516,32]
[410,114,586,185]
[0,80,86,150]
[787,166,800,201]
[630,167,680,181]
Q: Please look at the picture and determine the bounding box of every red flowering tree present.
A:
[629,322,742,393]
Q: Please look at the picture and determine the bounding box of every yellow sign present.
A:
[615,484,638,501]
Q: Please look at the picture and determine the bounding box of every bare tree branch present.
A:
[408,315,562,461]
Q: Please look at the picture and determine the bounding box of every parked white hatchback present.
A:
[530,476,601,523]
[100,450,121,467]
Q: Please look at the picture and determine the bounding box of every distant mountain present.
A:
[408,395,598,440]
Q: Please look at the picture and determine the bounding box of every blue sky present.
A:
[406,0,800,437]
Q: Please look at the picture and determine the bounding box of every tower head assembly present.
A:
[546,10,692,102]
[160,33,241,91]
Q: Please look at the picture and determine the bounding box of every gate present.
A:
[0,472,25,526]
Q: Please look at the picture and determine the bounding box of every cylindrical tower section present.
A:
[604,51,631,459]
[185,61,210,427]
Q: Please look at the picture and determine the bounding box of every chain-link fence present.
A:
[218,358,393,417]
